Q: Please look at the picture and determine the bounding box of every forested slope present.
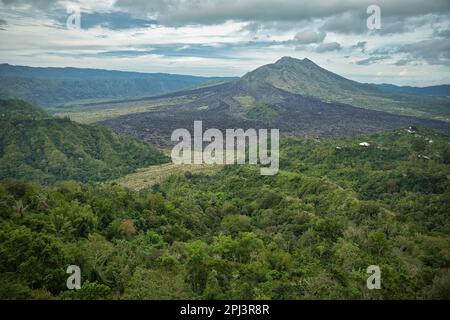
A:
[1,127,449,299]
[0,100,169,183]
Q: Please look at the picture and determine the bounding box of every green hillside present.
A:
[0,100,169,184]
[240,57,450,121]
[0,99,49,120]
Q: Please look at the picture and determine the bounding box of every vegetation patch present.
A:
[245,103,285,120]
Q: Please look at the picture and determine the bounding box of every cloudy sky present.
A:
[0,0,449,85]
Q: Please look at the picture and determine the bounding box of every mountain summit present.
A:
[275,56,316,65]
[241,56,379,101]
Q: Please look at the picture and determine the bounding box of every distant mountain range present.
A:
[372,83,450,97]
[2,57,450,150]
[100,57,450,147]
[0,63,236,106]
[2,61,450,121]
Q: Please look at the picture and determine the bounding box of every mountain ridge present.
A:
[0,63,237,107]
[372,83,450,97]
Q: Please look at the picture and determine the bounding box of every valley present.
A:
[42,58,450,151]
[98,77,450,148]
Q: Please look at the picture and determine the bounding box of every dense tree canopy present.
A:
[0,100,169,184]
[1,127,449,299]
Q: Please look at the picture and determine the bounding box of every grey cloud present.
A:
[267,30,326,48]
[377,19,411,35]
[241,20,313,34]
[0,0,57,10]
[7,0,449,20]
[396,39,450,66]
[241,22,263,33]
[376,15,435,35]
[319,10,444,35]
[355,56,389,65]
[52,11,156,30]
[319,11,366,34]
[3,0,450,37]
[393,59,410,66]
[316,42,341,53]
[374,39,450,66]
[292,30,326,44]
[371,46,396,56]
[82,12,156,30]
[114,0,450,26]
[352,41,367,53]
[434,28,450,38]
[116,0,351,24]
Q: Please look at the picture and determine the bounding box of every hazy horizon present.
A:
[1,57,450,88]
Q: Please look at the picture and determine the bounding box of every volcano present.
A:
[100,57,450,147]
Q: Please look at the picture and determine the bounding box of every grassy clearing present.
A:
[113,162,222,191]
[53,96,194,124]
[233,95,255,110]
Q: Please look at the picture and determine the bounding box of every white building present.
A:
[359,142,370,147]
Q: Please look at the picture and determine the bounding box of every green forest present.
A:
[0,100,169,184]
[1,122,449,299]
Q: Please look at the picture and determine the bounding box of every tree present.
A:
[220,215,251,237]
[60,281,112,300]
[428,269,450,299]
[119,219,136,240]
[185,241,210,294]
[203,270,222,300]
[124,268,188,300]
[366,230,389,256]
